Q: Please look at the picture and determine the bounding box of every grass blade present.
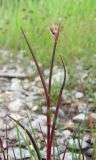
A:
[21,28,51,160]
[49,24,60,95]
[16,124,23,159]
[9,115,42,160]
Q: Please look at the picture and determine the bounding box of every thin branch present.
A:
[6,124,8,160]
[49,58,66,154]
[21,28,49,101]
[21,28,51,160]
[39,123,47,146]
[48,42,56,95]
[48,24,60,95]
[12,146,16,160]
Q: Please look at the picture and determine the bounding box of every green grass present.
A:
[0,0,96,93]
[0,0,96,68]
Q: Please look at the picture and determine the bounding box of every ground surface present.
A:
[0,49,96,159]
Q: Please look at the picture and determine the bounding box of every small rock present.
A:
[32,115,46,130]
[89,113,96,123]
[39,126,47,135]
[31,105,39,111]
[60,152,86,160]
[75,92,83,99]
[10,79,23,91]
[8,99,27,112]
[86,148,94,157]
[51,107,65,118]
[42,106,64,118]
[41,146,59,158]
[64,121,74,131]
[65,138,89,150]
[78,103,87,114]
[73,113,88,123]
[8,147,30,159]
[44,69,50,77]
[10,113,23,121]
[62,130,72,139]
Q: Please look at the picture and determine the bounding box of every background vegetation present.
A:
[0,0,96,72]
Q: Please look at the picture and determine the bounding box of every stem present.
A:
[21,28,51,160]
[48,42,56,95]
[47,41,57,160]
[48,24,60,160]
[6,124,8,160]
[49,59,66,157]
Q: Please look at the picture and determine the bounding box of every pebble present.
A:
[8,147,30,159]
[73,113,88,123]
[42,106,64,118]
[32,115,46,130]
[78,103,87,114]
[64,121,74,131]
[10,79,23,91]
[65,138,89,150]
[62,130,72,139]
[7,99,28,112]
[89,113,96,123]
[60,152,86,160]
[75,91,83,99]
[9,113,23,121]
[86,148,94,157]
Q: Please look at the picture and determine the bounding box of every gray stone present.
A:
[32,115,46,130]
[10,79,23,91]
[51,107,65,118]
[86,148,94,157]
[73,113,88,123]
[42,106,64,118]
[7,99,28,112]
[8,147,30,159]
[60,152,86,160]
[78,103,87,114]
[62,130,72,139]
[65,138,89,150]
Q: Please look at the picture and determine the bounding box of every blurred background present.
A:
[0,0,96,84]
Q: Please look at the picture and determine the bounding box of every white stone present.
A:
[66,138,89,150]
[73,113,87,123]
[75,92,83,99]
[32,115,46,130]
[78,103,87,114]
[62,130,72,139]
[60,152,86,160]
[11,79,23,91]
[8,148,30,159]
[8,99,27,112]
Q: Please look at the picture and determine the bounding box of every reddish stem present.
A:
[48,42,56,95]
[21,28,51,160]
[6,124,8,160]
[49,59,66,157]
[48,24,60,160]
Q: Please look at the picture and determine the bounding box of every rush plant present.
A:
[9,24,66,160]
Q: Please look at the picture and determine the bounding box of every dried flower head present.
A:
[50,24,60,44]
